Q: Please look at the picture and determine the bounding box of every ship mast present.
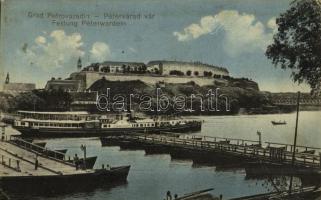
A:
[288,91,300,194]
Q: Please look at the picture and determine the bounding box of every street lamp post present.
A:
[257,131,262,147]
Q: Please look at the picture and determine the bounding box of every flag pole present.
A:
[289,91,300,194]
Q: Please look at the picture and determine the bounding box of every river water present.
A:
[4,111,321,200]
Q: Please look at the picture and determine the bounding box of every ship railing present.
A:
[126,134,321,169]
[265,141,321,153]
[8,136,67,162]
[0,153,21,172]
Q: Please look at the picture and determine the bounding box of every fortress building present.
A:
[45,59,230,92]
[147,60,229,78]
[82,61,146,74]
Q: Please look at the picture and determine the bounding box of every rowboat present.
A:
[271,120,286,125]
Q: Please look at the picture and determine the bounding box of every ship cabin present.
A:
[131,119,156,128]
[15,111,94,129]
[17,111,90,120]
[100,116,157,129]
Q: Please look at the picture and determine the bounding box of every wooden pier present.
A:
[101,134,321,175]
[0,134,130,195]
[0,137,89,178]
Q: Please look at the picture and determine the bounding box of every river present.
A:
[4,111,321,200]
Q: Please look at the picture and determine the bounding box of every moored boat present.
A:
[0,165,130,193]
[271,120,287,125]
[12,111,202,137]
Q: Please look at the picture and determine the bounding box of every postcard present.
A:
[1,0,321,199]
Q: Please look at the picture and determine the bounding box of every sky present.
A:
[0,0,311,92]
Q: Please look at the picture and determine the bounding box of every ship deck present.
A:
[0,139,91,177]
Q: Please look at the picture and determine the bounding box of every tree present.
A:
[122,65,126,73]
[169,70,184,76]
[141,64,147,73]
[266,0,321,94]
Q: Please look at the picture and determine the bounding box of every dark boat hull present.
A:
[14,122,201,138]
[271,121,286,125]
[0,165,130,193]
[245,161,320,177]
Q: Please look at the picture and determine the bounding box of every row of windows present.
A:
[132,123,155,128]
[102,123,156,128]
[28,122,81,128]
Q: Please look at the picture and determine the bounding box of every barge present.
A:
[0,137,130,194]
[0,166,130,192]
[13,111,202,137]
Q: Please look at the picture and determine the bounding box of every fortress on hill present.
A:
[45,58,230,91]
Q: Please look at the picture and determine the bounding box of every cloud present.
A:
[21,30,85,71]
[174,15,221,41]
[267,17,277,33]
[90,42,111,62]
[35,36,46,45]
[128,47,137,53]
[173,10,276,57]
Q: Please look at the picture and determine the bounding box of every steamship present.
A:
[13,111,202,137]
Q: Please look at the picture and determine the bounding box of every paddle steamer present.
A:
[13,111,202,137]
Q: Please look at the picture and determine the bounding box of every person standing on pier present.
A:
[34,155,38,170]
[74,154,79,170]
[166,191,172,200]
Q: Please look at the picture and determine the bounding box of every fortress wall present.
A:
[148,62,229,77]
[84,72,224,89]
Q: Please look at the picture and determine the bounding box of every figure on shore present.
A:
[166,191,172,200]
[34,155,38,170]
[74,154,79,170]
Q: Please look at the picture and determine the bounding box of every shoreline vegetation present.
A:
[0,78,320,116]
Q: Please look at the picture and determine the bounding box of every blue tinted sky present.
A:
[0,0,310,92]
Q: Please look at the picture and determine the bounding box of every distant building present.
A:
[2,73,35,94]
[45,77,81,92]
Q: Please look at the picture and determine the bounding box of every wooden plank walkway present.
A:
[106,134,321,170]
[0,139,91,178]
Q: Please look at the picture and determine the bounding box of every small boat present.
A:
[55,149,68,154]
[33,142,46,147]
[163,188,218,200]
[271,120,287,125]
[301,150,316,154]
